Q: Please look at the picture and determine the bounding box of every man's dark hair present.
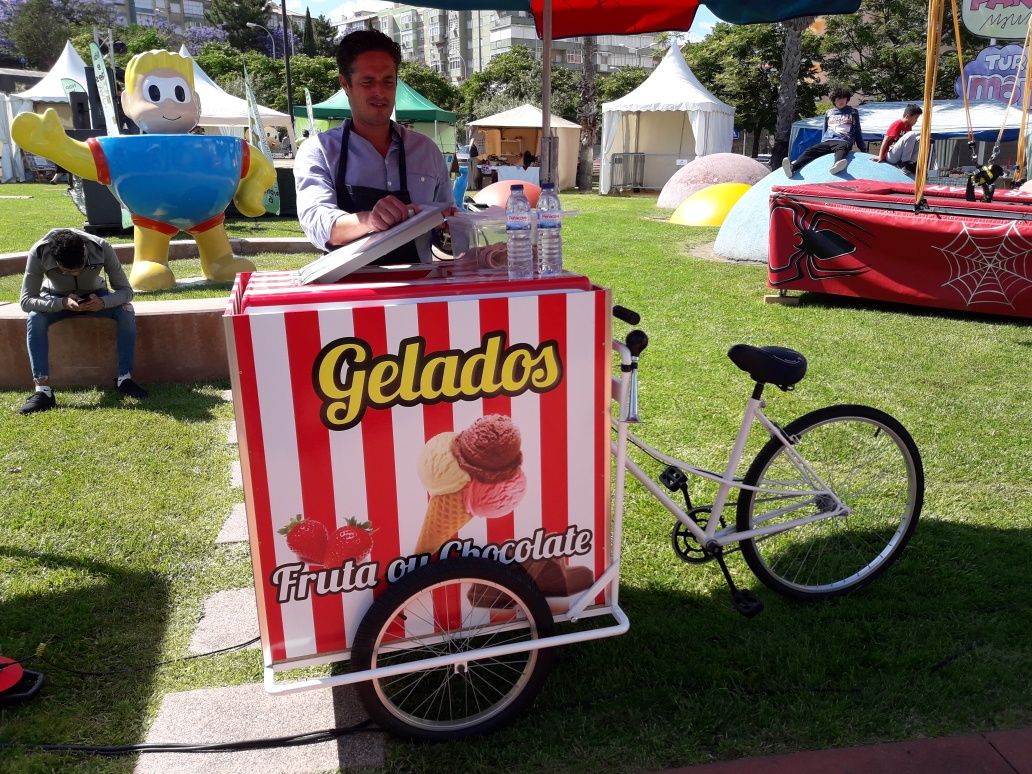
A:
[829,88,853,102]
[49,230,86,269]
[336,30,401,81]
[903,104,923,118]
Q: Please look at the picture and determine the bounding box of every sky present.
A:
[300,0,719,40]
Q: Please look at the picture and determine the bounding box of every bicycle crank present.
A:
[705,541,764,619]
[671,507,720,564]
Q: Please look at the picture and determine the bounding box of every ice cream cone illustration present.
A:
[414,490,472,554]
[413,414,526,556]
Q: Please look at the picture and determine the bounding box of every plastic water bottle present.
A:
[506,184,534,279]
[537,183,563,275]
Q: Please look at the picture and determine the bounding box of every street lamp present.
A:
[246,22,276,59]
[279,1,294,129]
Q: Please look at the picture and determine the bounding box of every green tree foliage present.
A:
[684,22,822,139]
[312,14,338,58]
[399,60,461,111]
[301,7,316,57]
[287,53,339,106]
[597,66,649,104]
[195,41,337,113]
[820,0,980,101]
[9,0,110,68]
[460,45,579,121]
[204,0,268,53]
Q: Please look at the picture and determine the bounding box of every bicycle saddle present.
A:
[727,344,807,390]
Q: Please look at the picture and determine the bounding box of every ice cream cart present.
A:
[221,0,871,743]
[224,262,629,740]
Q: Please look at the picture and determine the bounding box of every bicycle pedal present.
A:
[659,466,688,491]
[732,590,764,618]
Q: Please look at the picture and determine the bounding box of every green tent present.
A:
[293,80,456,122]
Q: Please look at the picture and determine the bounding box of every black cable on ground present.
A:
[0,719,376,757]
[35,636,261,677]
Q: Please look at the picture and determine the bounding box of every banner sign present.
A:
[243,66,280,216]
[962,0,1032,40]
[956,43,1027,103]
[304,87,318,135]
[88,42,132,229]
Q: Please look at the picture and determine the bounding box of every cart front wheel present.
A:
[350,557,554,742]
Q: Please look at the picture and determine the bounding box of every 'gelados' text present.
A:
[312,331,563,430]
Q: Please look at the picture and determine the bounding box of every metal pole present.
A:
[540,0,555,185]
[281,1,295,128]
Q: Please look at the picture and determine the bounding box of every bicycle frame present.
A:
[610,339,850,551]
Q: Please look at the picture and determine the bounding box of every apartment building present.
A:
[337,4,659,82]
[97,0,209,34]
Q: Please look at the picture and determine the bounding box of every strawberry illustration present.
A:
[324,518,375,566]
[278,514,328,565]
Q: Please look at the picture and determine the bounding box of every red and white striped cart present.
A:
[224,264,629,740]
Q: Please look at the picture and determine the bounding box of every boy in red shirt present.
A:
[877,104,923,172]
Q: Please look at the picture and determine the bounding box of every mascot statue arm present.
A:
[11,109,100,181]
[233,142,277,217]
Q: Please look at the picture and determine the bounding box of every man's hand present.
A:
[362,196,421,232]
[67,294,104,312]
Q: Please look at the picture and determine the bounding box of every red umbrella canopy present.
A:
[419,0,860,39]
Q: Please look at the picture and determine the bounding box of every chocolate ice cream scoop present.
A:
[451,414,522,483]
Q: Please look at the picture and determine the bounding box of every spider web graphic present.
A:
[933,221,1032,308]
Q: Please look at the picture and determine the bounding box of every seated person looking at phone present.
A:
[17,228,147,415]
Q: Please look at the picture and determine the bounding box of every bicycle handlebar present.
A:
[613,305,640,325]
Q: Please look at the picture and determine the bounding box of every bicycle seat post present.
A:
[623,330,648,423]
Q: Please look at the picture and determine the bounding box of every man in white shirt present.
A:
[294,30,453,263]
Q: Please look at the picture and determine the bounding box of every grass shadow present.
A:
[793,290,1030,327]
[89,382,228,422]
[394,519,1032,772]
[0,546,170,772]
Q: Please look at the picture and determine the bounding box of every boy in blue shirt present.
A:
[783,88,866,176]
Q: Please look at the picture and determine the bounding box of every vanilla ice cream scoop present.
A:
[417,432,471,495]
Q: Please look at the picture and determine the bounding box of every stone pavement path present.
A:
[137,408,384,772]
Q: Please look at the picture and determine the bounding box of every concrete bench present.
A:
[0,237,320,389]
[0,298,230,389]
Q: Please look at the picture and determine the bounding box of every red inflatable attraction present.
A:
[768,180,1032,319]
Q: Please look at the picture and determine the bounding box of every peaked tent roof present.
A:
[295,80,456,122]
[602,43,733,115]
[468,103,580,129]
[17,41,88,102]
[178,45,291,128]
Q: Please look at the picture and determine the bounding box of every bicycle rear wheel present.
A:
[736,404,923,599]
[350,557,554,742]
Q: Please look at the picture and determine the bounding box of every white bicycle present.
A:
[345,304,925,741]
[610,304,924,614]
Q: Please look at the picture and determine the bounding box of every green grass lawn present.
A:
[1,191,1029,773]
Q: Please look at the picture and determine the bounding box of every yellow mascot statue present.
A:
[12,50,276,291]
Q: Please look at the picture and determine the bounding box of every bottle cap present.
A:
[542,182,555,189]
[511,184,524,190]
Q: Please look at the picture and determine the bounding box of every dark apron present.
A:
[335,119,421,265]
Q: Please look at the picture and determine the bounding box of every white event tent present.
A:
[468,104,580,190]
[2,41,88,180]
[600,44,734,195]
[177,45,294,144]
